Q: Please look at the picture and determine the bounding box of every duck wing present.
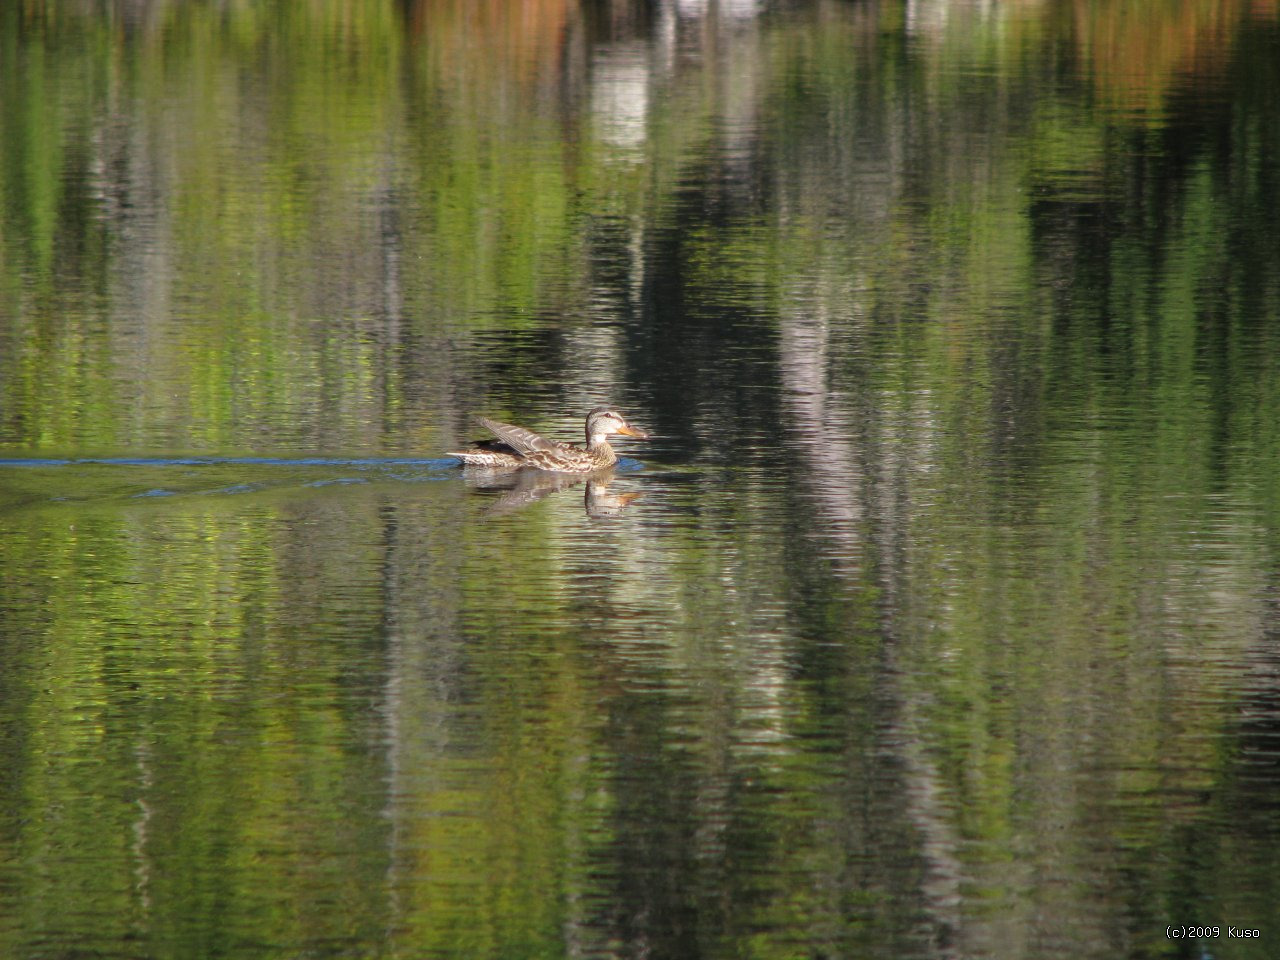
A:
[461,438,519,455]
[476,416,563,457]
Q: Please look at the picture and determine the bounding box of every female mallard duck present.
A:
[448,406,649,474]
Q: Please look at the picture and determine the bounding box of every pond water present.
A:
[2,1,1280,958]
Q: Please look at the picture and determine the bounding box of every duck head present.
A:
[585,406,649,444]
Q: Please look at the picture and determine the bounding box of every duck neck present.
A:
[586,433,617,463]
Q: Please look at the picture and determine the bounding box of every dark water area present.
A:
[3,1,1280,958]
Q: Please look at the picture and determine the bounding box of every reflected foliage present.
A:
[2,1,1280,959]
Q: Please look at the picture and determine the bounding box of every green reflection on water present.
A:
[2,0,1280,958]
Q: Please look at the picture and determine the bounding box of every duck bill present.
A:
[616,424,649,439]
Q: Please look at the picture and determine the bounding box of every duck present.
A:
[448,406,649,474]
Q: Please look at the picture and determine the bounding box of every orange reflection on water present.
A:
[402,0,576,94]
[1071,0,1279,119]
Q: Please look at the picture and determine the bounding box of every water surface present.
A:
[2,1,1280,958]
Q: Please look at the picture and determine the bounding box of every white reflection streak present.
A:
[778,304,863,572]
[379,508,469,949]
[778,299,964,954]
[591,43,650,155]
[718,0,766,20]
[675,0,764,21]
[905,0,999,37]
[675,0,707,19]
[132,741,154,917]
[735,627,793,753]
[562,322,625,414]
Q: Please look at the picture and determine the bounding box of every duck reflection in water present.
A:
[462,467,643,518]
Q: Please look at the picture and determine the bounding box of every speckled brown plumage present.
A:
[448,406,649,474]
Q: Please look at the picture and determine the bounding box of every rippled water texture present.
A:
[2,1,1280,958]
